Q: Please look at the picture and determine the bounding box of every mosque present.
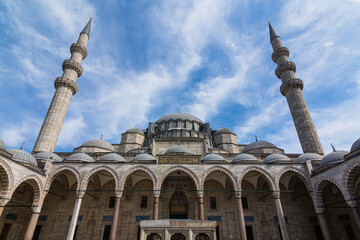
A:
[0,18,359,240]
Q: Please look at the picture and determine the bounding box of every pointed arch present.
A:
[274,167,312,193]
[80,165,120,192]
[238,166,275,193]
[200,166,238,191]
[12,175,43,206]
[0,160,14,197]
[343,161,360,200]
[45,166,82,192]
[119,166,156,191]
[313,177,347,210]
[156,165,200,190]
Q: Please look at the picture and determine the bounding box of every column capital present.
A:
[272,191,280,199]
[234,191,241,199]
[346,199,358,208]
[76,190,85,198]
[197,190,204,198]
[153,189,161,198]
[115,190,123,198]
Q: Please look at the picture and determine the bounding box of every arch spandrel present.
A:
[44,165,82,193]
[200,166,238,191]
[80,165,120,192]
[238,166,276,195]
[119,165,157,192]
[156,165,200,190]
[274,166,312,193]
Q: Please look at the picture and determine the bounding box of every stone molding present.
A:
[80,165,120,192]
[275,61,296,79]
[156,165,200,190]
[54,77,79,95]
[70,43,88,59]
[119,165,157,191]
[274,166,311,193]
[62,59,83,77]
[200,166,238,190]
[280,78,304,96]
[272,47,289,63]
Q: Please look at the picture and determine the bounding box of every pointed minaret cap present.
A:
[268,19,280,42]
[81,17,92,38]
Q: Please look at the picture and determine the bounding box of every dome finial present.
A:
[100,134,103,140]
[178,108,181,113]
[331,143,336,152]
[255,136,258,141]
[20,141,25,150]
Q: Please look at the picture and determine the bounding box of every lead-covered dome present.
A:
[215,128,234,135]
[320,151,349,167]
[81,139,115,151]
[263,154,291,163]
[132,153,156,162]
[165,146,193,155]
[201,153,225,161]
[7,149,38,167]
[295,153,322,163]
[232,153,258,163]
[243,141,277,153]
[125,127,145,135]
[0,138,6,151]
[156,113,203,123]
[34,152,63,162]
[99,153,127,162]
[65,153,94,162]
[350,138,360,152]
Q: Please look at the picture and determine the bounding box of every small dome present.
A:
[99,153,126,162]
[295,153,323,163]
[165,146,193,155]
[350,138,360,152]
[0,138,6,151]
[34,152,63,162]
[125,127,145,135]
[320,151,349,167]
[81,139,115,151]
[243,141,277,153]
[263,154,291,163]
[201,153,225,161]
[132,153,156,162]
[232,153,258,163]
[156,113,203,123]
[7,149,38,167]
[215,128,234,135]
[65,153,94,162]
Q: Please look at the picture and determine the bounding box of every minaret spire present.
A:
[269,21,324,155]
[33,19,92,153]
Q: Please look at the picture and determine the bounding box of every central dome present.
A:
[156,113,203,123]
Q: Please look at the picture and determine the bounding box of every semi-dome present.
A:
[165,146,193,155]
[350,138,360,152]
[65,153,94,162]
[0,138,6,151]
[201,153,225,161]
[34,152,63,162]
[215,128,234,135]
[320,151,349,168]
[156,113,203,123]
[81,139,115,151]
[125,127,145,135]
[243,141,277,153]
[263,154,291,163]
[295,153,323,163]
[132,153,156,162]
[7,149,38,167]
[232,153,258,163]
[99,153,127,162]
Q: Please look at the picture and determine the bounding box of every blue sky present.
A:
[0,0,359,154]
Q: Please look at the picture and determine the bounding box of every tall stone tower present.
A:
[269,21,324,155]
[33,18,92,153]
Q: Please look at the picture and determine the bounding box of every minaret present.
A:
[33,18,92,153]
[268,21,324,155]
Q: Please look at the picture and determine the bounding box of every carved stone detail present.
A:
[272,47,289,63]
[54,77,78,95]
[70,43,88,59]
[62,59,83,77]
[280,78,304,96]
[275,61,296,79]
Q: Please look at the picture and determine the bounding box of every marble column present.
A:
[188,229,193,240]
[273,197,289,240]
[235,194,247,240]
[153,196,159,220]
[140,229,145,240]
[197,190,204,221]
[212,229,217,240]
[24,206,42,240]
[165,229,170,240]
[317,213,331,240]
[110,196,121,240]
[66,196,83,240]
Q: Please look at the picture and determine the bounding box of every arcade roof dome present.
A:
[81,139,115,151]
[0,138,5,151]
[295,153,323,163]
[156,113,203,123]
[132,153,155,162]
[350,138,360,152]
[34,152,62,162]
[7,149,38,167]
[263,153,291,163]
[320,151,349,167]
[243,141,277,153]
[65,153,94,162]
[201,153,225,161]
[232,153,258,163]
[165,146,193,155]
[99,153,126,162]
